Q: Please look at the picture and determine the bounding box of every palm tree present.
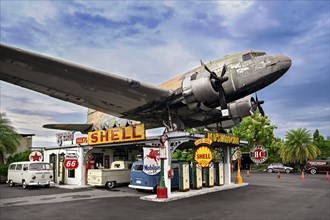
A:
[279,128,320,168]
[0,113,20,163]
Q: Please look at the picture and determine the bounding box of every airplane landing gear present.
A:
[164,105,185,132]
[163,117,185,132]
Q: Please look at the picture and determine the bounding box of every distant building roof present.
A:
[19,134,35,137]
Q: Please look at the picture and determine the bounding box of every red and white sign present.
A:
[29,151,43,161]
[250,145,268,164]
[143,148,160,175]
[64,158,79,170]
[76,137,87,144]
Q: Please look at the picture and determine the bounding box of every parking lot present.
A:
[0,172,329,220]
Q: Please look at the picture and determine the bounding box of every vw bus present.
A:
[128,160,180,193]
[7,161,53,189]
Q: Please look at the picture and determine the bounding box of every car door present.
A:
[278,164,285,172]
[15,164,23,183]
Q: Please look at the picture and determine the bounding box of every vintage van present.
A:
[7,161,53,189]
[304,160,330,174]
[128,160,180,193]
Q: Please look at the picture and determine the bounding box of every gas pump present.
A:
[214,161,224,186]
[179,162,190,192]
[205,162,214,187]
[59,152,65,185]
[49,153,57,183]
[192,162,202,189]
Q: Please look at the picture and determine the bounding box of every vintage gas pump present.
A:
[205,162,214,187]
[49,153,57,183]
[214,161,224,186]
[179,162,190,192]
[85,158,91,185]
[157,135,168,198]
[192,162,202,189]
[59,152,65,185]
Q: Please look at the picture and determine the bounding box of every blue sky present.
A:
[0,1,329,147]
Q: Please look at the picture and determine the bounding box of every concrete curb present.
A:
[140,183,249,202]
[51,183,94,189]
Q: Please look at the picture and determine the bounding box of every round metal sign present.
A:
[29,151,43,161]
[250,145,268,164]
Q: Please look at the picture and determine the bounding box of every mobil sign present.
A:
[250,145,268,164]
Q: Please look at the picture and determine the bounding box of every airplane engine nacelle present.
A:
[228,96,255,119]
[182,76,219,108]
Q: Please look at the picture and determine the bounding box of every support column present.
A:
[224,146,231,185]
[157,134,171,198]
[164,137,171,196]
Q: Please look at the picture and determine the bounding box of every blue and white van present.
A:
[128,160,180,193]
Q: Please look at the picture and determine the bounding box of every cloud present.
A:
[216,1,255,26]
[0,1,329,146]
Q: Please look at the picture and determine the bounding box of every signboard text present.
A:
[207,132,240,145]
[88,124,145,145]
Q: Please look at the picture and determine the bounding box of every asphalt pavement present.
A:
[0,172,329,220]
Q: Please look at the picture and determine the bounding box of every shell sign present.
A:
[194,138,213,168]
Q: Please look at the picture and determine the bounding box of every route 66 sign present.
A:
[64,158,79,170]
[250,145,268,164]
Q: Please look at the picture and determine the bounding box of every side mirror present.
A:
[23,167,28,171]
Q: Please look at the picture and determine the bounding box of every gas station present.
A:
[42,124,248,201]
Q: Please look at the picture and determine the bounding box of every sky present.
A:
[0,0,329,147]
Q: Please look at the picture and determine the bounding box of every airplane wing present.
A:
[0,44,173,128]
[43,124,94,134]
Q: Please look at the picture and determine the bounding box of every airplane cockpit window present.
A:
[242,53,253,62]
[242,52,266,62]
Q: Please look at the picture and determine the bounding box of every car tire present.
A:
[22,180,27,189]
[44,184,50,188]
[285,169,291,173]
[267,168,273,173]
[105,181,115,189]
[152,185,157,194]
[9,180,15,187]
[310,168,317,175]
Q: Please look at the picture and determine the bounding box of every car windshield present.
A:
[132,164,143,171]
[29,163,52,171]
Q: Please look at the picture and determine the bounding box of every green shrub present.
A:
[0,163,9,176]
[7,149,32,164]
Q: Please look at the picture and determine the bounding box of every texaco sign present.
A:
[250,145,268,164]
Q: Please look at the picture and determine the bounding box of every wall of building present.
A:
[43,146,114,186]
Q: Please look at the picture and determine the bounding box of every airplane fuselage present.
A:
[160,50,291,104]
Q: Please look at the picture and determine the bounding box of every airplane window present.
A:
[242,53,252,61]
[256,52,266,56]
[243,52,266,61]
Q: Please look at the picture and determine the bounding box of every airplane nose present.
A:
[277,55,292,71]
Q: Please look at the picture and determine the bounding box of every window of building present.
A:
[68,169,75,178]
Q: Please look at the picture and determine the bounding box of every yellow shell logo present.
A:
[194,146,213,168]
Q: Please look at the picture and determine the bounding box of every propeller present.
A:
[201,60,229,116]
[251,93,265,116]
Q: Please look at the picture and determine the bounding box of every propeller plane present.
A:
[0,44,291,133]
